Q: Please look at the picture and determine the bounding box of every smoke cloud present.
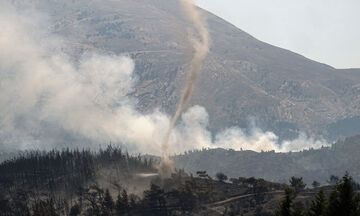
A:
[0,2,329,156]
[0,2,169,153]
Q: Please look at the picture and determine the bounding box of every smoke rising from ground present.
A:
[160,0,210,176]
[0,2,329,155]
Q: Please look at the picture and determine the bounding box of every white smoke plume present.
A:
[0,2,329,155]
[0,2,169,153]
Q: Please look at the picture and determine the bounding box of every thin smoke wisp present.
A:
[159,0,210,177]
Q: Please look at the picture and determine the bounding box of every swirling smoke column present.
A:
[159,0,210,177]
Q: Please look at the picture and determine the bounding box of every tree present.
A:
[121,189,129,209]
[0,195,12,216]
[307,189,325,216]
[69,203,81,216]
[327,175,339,185]
[216,172,228,182]
[32,199,59,216]
[353,193,360,216]
[102,189,114,215]
[178,180,197,213]
[253,180,269,204]
[275,187,295,216]
[226,204,238,216]
[325,173,360,216]
[326,189,339,216]
[311,181,320,188]
[83,185,105,215]
[115,190,129,215]
[196,171,210,179]
[289,177,306,193]
[292,205,305,216]
[141,184,167,216]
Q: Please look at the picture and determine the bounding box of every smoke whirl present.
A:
[159,0,210,177]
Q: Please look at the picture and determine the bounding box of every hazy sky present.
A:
[196,0,360,69]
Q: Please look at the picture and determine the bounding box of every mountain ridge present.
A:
[172,135,360,185]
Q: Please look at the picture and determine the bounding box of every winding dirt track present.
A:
[208,189,322,207]
[207,190,285,207]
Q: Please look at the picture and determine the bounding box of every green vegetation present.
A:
[216,172,228,182]
[275,187,294,216]
[275,173,360,216]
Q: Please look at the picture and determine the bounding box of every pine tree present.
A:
[115,189,130,215]
[325,173,359,216]
[311,181,320,188]
[103,189,114,215]
[275,187,294,216]
[121,189,129,210]
[307,190,326,216]
[142,184,167,216]
[326,189,339,216]
[69,203,81,216]
[179,180,197,213]
[353,193,360,215]
[292,206,305,216]
[32,199,59,216]
[216,172,228,182]
[290,176,306,194]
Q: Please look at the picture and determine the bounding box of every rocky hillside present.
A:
[13,0,360,140]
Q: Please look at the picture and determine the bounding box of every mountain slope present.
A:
[13,0,360,140]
